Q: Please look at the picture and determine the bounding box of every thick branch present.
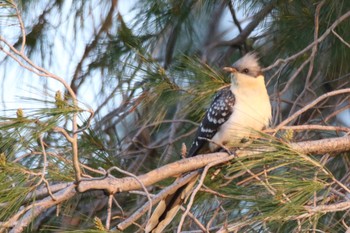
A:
[77,135,350,194]
[77,153,227,193]
[6,135,350,232]
[305,200,350,213]
[290,136,350,154]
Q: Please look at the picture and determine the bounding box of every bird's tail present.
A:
[145,173,199,233]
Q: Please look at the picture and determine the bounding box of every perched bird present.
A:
[146,53,271,233]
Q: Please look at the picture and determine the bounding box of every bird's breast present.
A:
[210,86,271,150]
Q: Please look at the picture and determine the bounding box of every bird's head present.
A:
[223,53,264,87]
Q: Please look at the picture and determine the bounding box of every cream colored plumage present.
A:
[210,55,271,150]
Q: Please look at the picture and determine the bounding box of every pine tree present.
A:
[0,0,350,232]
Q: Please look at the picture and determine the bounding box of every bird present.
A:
[145,52,271,233]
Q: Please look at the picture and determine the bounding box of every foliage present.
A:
[0,0,350,232]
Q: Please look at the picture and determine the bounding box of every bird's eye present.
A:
[242,68,249,74]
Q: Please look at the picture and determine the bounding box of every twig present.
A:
[265,125,350,133]
[208,2,275,49]
[160,104,182,163]
[106,194,113,230]
[332,29,350,48]
[74,108,95,134]
[179,206,207,232]
[200,185,231,198]
[38,136,56,201]
[288,1,325,116]
[206,202,221,232]
[278,54,312,96]
[325,104,350,122]
[112,196,125,217]
[70,0,118,93]
[131,119,198,150]
[263,10,350,71]
[0,20,82,181]
[228,0,242,33]
[23,183,72,203]
[3,185,76,233]
[342,219,350,232]
[274,88,350,132]
[117,172,199,231]
[0,37,77,99]
[177,154,236,233]
[9,0,26,52]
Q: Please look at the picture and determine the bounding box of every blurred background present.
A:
[1,0,350,232]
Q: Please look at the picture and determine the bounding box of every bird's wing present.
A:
[187,87,235,157]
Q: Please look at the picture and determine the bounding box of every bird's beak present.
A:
[223,67,237,73]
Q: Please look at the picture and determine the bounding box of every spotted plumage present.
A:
[187,87,235,157]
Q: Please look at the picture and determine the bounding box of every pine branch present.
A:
[275,88,350,130]
[1,185,76,233]
[263,9,350,71]
[290,136,350,154]
[4,135,350,232]
[77,135,350,194]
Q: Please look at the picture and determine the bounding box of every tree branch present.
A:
[5,185,76,233]
[305,200,350,213]
[275,88,350,131]
[4,135,350,232]
[290,136,350,155]
[263,10,350,71]
[77,135,350,194]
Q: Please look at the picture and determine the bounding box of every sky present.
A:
[0,1,348,126]
[0,0,242,115]
[0,0,136,115]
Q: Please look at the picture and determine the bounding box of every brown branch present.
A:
[9,1,26,52]
[106,194,113,230]
[265,125,350,133]
[4,135,350,232]
[305,200,350,213]
[290,136,350,155]
[332,29,350,48]
[77,135,350,194]
[77,153,227,193]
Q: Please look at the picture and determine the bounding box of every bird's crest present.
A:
[233,52,262,77]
